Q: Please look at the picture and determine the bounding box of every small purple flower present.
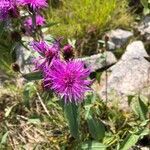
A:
[31,40,60,70]
[31,41,48,54]
[23,15,45,34]
[44,60,92,103]
[24,15,45,27]
[17,0,47,9]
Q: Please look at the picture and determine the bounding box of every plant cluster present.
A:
[0,0,149,149]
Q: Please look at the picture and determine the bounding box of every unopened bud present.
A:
[11,63,20,72]
[104,35,109,42]
[63,44,74,60]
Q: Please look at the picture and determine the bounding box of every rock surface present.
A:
[137,16,150,40]
[16,43,35,74]
[99,41,150,106]
[79,52,117,72]
[106,29,133,49]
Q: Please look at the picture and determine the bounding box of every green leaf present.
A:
[140,0,148,7]
[23,71,43,81]
[84,93,97,119]
[64,103,79,138]
[139,127,150,137]
[27,118,41,124]
[5,104,16,117]
[131,96,148,121]
[23,82,36,107]
[1,132,9,144]
[87,115,105,140]
[81,141,107,150]
[128,95,134,105]
[119,133,139,150]
[143,7,150,15]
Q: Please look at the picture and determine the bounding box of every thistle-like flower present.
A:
[23,15,45,34]
[0,0,18,20]
[31,40,60,70]
[43,60,92,103]
[17,0,47,9]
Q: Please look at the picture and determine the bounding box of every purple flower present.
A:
[31,40,60,70]
[24,15,45,27]
[31,41,48,54]
[17,0,47,9]
[44,60,92,103]
[0,0,17,20]
[23,15,45,34]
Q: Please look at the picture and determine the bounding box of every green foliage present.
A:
[23,82,36,107]
[0,132,9,145]
[64,103,79,138]
[0,31,14,74]
[84,93,105,140]
[23,71,43,81]
[87,115,105,140]
[81,141,107,150]
[140,0,150,15]
[46,0,133,38]
[119,133,142,150]
[131,95,148,121]
[0,82,149,149]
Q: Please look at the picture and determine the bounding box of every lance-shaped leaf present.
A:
[87,114,105,140]
[23,71,43,81]
[64,103,79,138]
[131,96,148,121]
[119,134,139,150]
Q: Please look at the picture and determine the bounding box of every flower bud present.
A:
[104,35,109,42]
[11,63,20,72]
[63,44,74,60]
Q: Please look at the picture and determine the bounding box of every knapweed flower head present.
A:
[63,44,74,60]
[31,40,60,70]
[23,15,45,34]
[17,0,47,9]
[24,15,45,27]
[0,0,18,20]
[43,60,92,103]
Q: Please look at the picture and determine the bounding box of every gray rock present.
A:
[106,29,133,49]
[100,41,150,107]
[16,43,35,74]
[98,40,116,50]
[137,16,150,40]
[79,52,117,72]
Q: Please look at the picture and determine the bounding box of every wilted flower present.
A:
[31,40,60,70]
[63,44,74,60]
[17,0,47,9]
[43,60,92,103]
[23,15,45,34]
